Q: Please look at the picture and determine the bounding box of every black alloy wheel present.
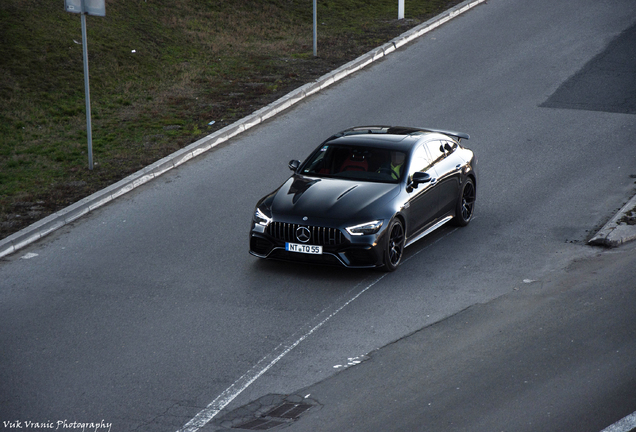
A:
[455,178,476,226]
[384,218,405,271]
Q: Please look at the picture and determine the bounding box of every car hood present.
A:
[270,175,399,222]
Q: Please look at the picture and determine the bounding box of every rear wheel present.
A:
[454,178,475,226]
[383,218,405,272]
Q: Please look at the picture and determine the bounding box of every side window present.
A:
[408,145,433,178]
[446,140,458,152]
[425,140,446,165]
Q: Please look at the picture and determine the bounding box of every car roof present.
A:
[323,126,469,152]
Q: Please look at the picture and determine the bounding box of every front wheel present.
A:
[383,218,405,272]
[454,178,476,226]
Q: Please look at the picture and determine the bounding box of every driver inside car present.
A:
[377,151,405,179]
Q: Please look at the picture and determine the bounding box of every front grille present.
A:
[268,222,345,246]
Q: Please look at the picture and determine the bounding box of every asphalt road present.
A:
[1,0,635,431]
[216,244,636,432]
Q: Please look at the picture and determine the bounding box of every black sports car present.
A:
[249,126,477,271]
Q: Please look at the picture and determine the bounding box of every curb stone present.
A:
[0,0,487,259]
[589,193,636,248]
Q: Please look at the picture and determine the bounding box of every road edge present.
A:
[0,0,500,259]
[589,192,636,248]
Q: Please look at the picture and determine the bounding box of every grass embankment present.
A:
[0,0,460,240]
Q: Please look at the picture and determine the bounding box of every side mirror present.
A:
[410,172,431,188]
[288,159,301,172]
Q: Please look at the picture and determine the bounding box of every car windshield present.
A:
[301,144,407,183]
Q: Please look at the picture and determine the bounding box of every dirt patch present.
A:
[619,206,636,225]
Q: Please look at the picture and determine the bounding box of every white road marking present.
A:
[601,412,636,432]
[176,274,387,432]
[21,253,38,259]
[177,229,456,432]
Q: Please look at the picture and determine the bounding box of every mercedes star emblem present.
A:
[296,226,311,243]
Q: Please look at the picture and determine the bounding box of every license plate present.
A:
[286,243,323,255]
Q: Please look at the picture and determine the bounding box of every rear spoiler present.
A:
[416,127,470,142]
[336,126,470,142]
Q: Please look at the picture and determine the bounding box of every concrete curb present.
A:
[0,0,487,259]
[589,193,636,248]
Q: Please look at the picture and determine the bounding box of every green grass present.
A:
[0,0,461,239]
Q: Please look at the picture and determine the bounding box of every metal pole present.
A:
[313,0,317,57]
[81,1,94,170]
[398,0,404,19]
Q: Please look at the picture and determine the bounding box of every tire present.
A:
[383,218,405,272]
[454,177,476,227]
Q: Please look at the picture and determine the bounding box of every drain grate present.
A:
[233,418,285,431]
[233,403,313,430]
[216,394,320,431]
[264,403,312,420]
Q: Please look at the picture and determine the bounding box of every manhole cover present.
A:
[219,394,320,431]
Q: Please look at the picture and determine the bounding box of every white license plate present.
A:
[286,243,323,255]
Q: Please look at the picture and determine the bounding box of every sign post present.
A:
[398,0,404,19]
[64,0,105,170]
[313,0,317,57]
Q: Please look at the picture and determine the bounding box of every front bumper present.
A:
[249,221,386,268]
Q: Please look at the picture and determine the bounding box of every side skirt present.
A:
[405,215,453,248]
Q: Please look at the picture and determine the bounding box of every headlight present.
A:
[254,207,272,226]
[346,220,383,236]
